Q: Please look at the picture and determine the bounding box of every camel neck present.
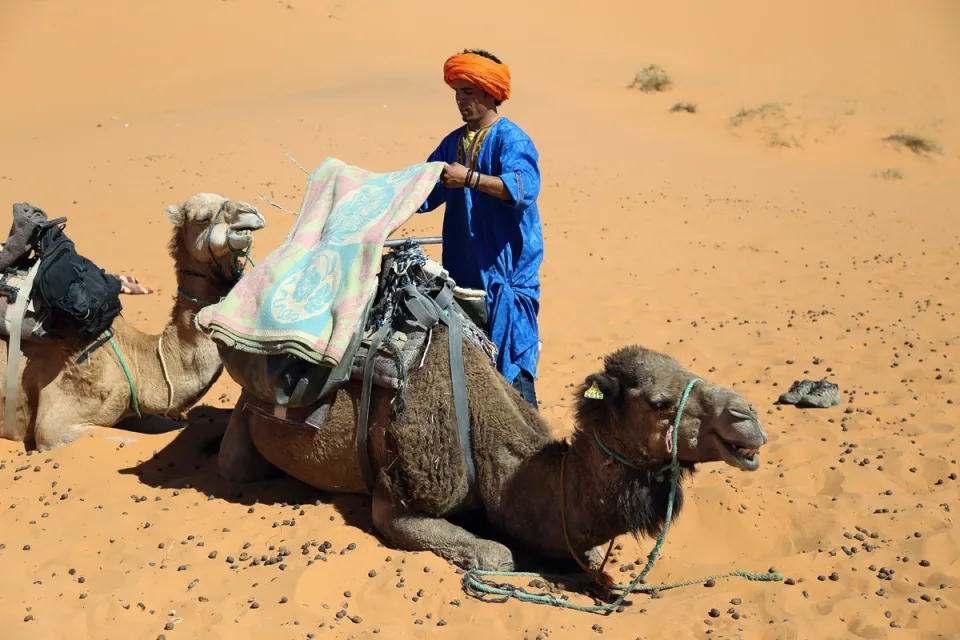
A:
[501,430,678,562]
[115,267,229,417]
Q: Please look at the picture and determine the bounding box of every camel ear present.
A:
[584,373,621,401]
[164,204,185,226]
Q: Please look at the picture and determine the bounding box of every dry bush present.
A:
[628,65,672,92]
[670,101,697,114]
[874,168,904,180]
[883,132,942,155]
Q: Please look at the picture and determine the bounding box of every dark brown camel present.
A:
[217,330,768,571]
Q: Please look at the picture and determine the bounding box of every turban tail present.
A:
[443,53,511,103]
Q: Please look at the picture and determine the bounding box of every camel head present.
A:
[575,345,768,472]
[164,193,266,282]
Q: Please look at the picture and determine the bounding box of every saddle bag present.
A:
[33,223,123,343]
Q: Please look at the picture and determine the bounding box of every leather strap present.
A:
[3,260,41,439]
[355,279,478,497]
[400,282,477,492]
[443,297,477,493]
[356,322,391,492]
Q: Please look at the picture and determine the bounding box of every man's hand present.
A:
[439,162,514,202]
[440,162,469,189]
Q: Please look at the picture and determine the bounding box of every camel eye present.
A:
[647,397,673,411]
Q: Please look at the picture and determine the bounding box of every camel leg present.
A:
[219,396,281,483]
[34,417,90,452]
[372,486,515,571]
[28,384,85,450]
[585,545,611,567]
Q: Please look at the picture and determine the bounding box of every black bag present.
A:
[34,223,122,342]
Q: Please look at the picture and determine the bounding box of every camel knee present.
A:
[218,403,279,483]
[35,423,87,451]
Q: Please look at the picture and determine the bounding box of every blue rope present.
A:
[461,377,782,613]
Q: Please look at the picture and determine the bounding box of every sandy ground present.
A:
[2,0,959,638]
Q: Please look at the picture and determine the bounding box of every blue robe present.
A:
[418,117,543,384]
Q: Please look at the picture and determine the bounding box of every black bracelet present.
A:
[465,169,475,188]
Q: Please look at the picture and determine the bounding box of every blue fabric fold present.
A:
[418,117,543,383]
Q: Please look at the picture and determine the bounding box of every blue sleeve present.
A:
[497,135,540,211]
[418,141,451,213]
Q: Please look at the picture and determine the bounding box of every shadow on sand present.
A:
[118,404,617,591]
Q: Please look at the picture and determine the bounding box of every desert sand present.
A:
[2,0,959,638]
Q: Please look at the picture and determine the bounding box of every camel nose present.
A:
[711,386,768,445]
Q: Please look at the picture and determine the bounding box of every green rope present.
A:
[177,287,210,306]
[106,333,142,419]
[593,432,639,468]
[461,377,782,614]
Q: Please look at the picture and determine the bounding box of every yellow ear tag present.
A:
[584,381,604,400]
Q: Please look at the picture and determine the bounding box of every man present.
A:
[418,48,543,410]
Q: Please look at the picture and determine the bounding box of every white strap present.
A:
[3,260,41,439]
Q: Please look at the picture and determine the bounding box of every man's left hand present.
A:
[440,162,469,189]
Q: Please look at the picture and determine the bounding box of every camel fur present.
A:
[219,326,768,571]
[0,194,266,451]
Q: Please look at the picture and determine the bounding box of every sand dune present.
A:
[1,0,958,638]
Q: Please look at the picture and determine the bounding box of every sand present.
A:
[2,0,959,637]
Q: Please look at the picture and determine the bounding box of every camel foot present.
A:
[219,399,280,483]
[372,487,515,571]
[585,544,609,567]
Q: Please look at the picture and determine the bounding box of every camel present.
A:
[218,327,768,572]
[0,193,266,451]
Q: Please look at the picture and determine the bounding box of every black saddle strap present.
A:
[75,331,114,364]
[354,281,478,497]
[443,296,478,495]
[402,283,477,493]
[356,322,391,492]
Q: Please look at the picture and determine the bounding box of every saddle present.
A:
[219,241,498,493]
[0,202,58,343]
[1,202,124,437]
[219,243,496,408]
[0,202,123,346]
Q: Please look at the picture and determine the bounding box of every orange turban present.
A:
[443,53,512,103]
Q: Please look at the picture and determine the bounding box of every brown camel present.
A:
[218,328,768,571]
[0,193,266,451]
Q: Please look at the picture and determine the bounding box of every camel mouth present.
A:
[229,217,266,233]
[225,217,265,250]
[714,433,761,471]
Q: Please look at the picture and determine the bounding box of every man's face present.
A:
[453,79,496,124]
